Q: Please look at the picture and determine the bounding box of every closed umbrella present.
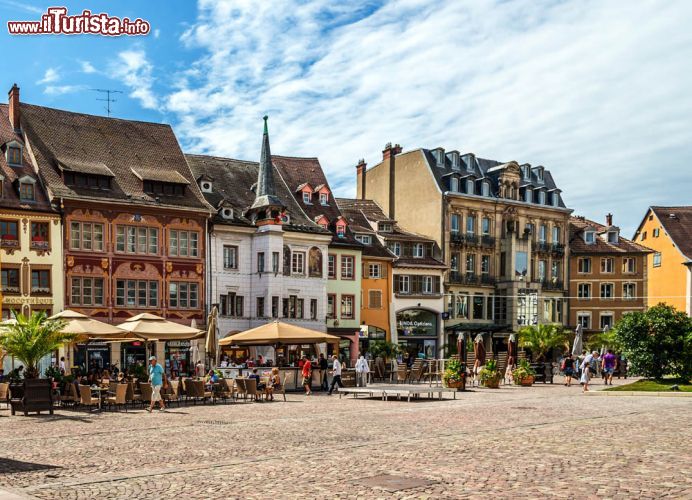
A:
[205,306,218,366]
[474,333,486,365]
[456,332,466,362]
[507,333,516,368]
[572,324,583,356]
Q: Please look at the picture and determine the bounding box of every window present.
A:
[328,254,337,279]
[1,268,20,294]
[525,223,534,236]
[623,283,636,300]
[30,269,50,294]
[466,179,474,194]
[413,243,424,258]
[30,221,50,249]
[115,226,159,254]
[482,217,491,235]
[465,215,475,235]
[327,294,336,319]
[355,234,372,245]
[220,293,244,317]
[257,252,265,273]
[379,223,393,232]
[256,297,265,318]
[168,282,199,309]
[640,231,647,241]
[302,191,311,204]
[552,226,561,244]
[272,296,279,318]
[481,255,490,275]
[341,255,354,279]
[584,231,596,244]
[551,192,559,206]
[116,280,158,308]
[308,247,323,277]
[607,231,618,243]
[398,275,410,294]
[319,192,328,205]
[450,214,460,235]
[169,230,199,257]
[450,177,459,192]
[622,257,636,273]
[466,253,476,274]
[481,182,490,196]
[336,223,346,237]
[600,283,614,299]
[368,263,381,279]
[423,276,433,294]
[223,246,238,269]
[19,182,34,201]
[143,180,185,196]
[64,172,111,190]
[524,188,532,203]
[653,228,660,237]
[551,260,561,280]
[601,258,614,273]
[0,220,18,242]
[7,145,21,165]
[538,191,545,204]
[537,260,546,281]
[310,299,318,319]
[340,295,354,319]
[291,252,306,275]
[70,277,104,306]
[578,258,592,274]
[577,283,591,299]
[538,224,547,243]
[600,314,614,330]
[69,222,104,251]
[368,290,382,309]
[456,294,469,319]
[577,312,591,329]
[389,242,401,257]
[653,252,661,267]
[272,252,280,273]
[473,295,484,319]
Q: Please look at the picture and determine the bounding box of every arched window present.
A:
[466,179,475,195]
[450,177,458,192]
[308,247,323,277]
[481,182,490,197]
[283,245,291,276]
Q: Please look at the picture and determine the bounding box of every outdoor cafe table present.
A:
[90,386,106,410]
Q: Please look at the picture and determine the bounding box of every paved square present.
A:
[1,380,690,499]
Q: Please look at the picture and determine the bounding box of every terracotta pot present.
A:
[483,377,501,389]
[520,375,535,386]
[446,379,463,389]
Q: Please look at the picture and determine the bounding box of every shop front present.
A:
[396,309,439,360]
[74,342,111,372]
[165,340,192,377]
[121,341,146,372]
[358,325,387,356]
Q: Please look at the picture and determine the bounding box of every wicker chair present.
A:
[244,378,260,402]
[215,379,233,403]
[396,363,409,384]
[78,385,100,412]
[105,384,128,412]
[235,378,248,401]
[163,380,181,407]
[139,383,152,404]
[0,382,9,409]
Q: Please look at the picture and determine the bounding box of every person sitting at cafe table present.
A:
[248,368,265,390]
[266,367,281,401]
[204,369,218,390]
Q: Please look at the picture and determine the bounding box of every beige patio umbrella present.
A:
[49,310,126,342]
[219,320,339,349]
[116,313,205,341]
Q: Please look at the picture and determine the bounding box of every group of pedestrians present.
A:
[561,349,619,393]
[299,353,370,396]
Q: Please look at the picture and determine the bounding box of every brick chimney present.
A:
[8,84,20,132]
[606,213,613,227]
[355,159,367,200]
[381,143,402,218]
[382,142,402,161]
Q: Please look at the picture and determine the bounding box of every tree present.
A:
[0,311,72,379]
[518,324,569,361]
[613,304,692,380]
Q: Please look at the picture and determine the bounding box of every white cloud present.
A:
[80,60,97,74]
[110,49,158,109]
[37,67,59,85]
[153,28,161,39]
[0,0,42,14]
[44,85,86,96]
[165,0,692,235]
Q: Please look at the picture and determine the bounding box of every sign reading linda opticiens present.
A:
[396,309,437,336]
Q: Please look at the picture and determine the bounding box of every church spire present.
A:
[248,116,285,224]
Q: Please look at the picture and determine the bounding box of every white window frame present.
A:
[601,257,614,274]
[481,182,490,197]
[450,177,459,192]
[413,243,424,258]
[466,179,474,195]
[584,231,596,244]
[577,282,591,299]
[319,192,328,205]
[622,257,636,274]
[368,263,381,279]
[577,257,592,274]
[291,251,305,275]
[451,214,460,234]
[223,246,238,270]
[524,188,532,203]
[423,275,433,294]
[577,311,591,329]
[653,252,661,267]
[600,282,614,299]
[623,282,636,300]
[399,275,410,294]
[302,191,311,204]
[600,312,614,330]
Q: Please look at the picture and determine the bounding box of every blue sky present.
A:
[2,0,691,236]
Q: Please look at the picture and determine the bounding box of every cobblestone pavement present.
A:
[1,378,690,499]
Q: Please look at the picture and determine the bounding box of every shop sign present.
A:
[396,309,437,337]
[166,340,191,348]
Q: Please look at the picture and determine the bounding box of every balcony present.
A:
[480,274,495,285]
[480,235,495,247]
[30,238,50,252]
[450,233,480,247]
[0,235,19,249]
[535,241,550,253]
[540,279,564,291]
[449,272,489,285]
[551,243,565,256]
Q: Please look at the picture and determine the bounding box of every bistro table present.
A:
[90,386,106,411]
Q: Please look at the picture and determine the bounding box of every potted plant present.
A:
[442,358,466,390]
[479,359,502,388]
[512,359,537,386]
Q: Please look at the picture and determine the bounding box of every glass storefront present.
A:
[121,342,146,373]
[165,340,192,377]
[358,325,386,355]
[75,343,111,372]
[396,309,438,359]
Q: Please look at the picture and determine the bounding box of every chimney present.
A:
[606,213,613,227]
[381,143,402,218]
[8,84,20,132]
[355,159,367,200]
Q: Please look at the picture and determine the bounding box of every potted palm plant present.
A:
[479,359,502,388]
[512,358,537,386]
[0,312,72,415]
[442,358,466,390]
[518,324,568,382]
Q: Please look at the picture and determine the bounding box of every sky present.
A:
[1,0,691,236]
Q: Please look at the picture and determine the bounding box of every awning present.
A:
[219,320,339,346]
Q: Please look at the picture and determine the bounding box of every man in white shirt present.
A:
[580,351,599,392]
[327,355,343,395]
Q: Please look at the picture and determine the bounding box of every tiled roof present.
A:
[569,216,652,254]
[0,104,54,213]
[394,257,448,269]
[651,206,692,260]
[272,156,362,249]
[18,103,209,211]
[185,154,328,235]
[334,198,394,259]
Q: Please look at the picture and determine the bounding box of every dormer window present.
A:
[355,234,371,245]
[221,207,233,220]
[481,182,490,197]
[17,175,36,202]
[584,231,596,244]
[143,181,185,196]
[450,177,459,192]
[319,193,328,205]
[520,164,530,180]
[524,188,532,203]
[449,151,460,170]
[413,243,424,258]
[534,167,544,183]
[551,192,559,207]
[379,223,392,232]
[64,172,111,190]
[466,179,475,195]
[302,191,311,204]
[336,224,345,237]
[7,145,22,166]
[200,180,213,193]
[538,191,546,205]
[607,231,619,244]
[432,148,445,167]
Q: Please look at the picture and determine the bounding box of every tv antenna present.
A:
[91,88,123,117]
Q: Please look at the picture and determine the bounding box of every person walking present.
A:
[601,349,617,385]
[579,351,599,393]
[318,353,329,391]
[327,355,343,395]
[147,355,166,413]
[355,354,370,387]
[561,353,575,386]
[301,355,313,396]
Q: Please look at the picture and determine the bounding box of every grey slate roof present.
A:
[250,117,284,211]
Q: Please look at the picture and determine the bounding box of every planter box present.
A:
[10,379,54,416]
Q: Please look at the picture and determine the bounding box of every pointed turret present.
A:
[248,116,286,225]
